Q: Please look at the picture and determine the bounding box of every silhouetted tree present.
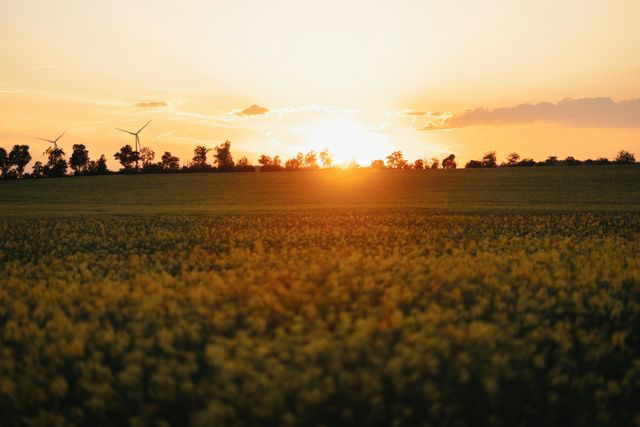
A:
[370,159,385,169]
[465,160,483,168]
[594,157,610,165]
[236,156,253,171]
[70,144,90,175]
[0,147,9,178]
[542,156,559,166]
[191,145,211,170]
[564,156,581,166]
[44,146,67,177]
[413,159,424,170]
[430,158,440,169]
[304,151,319,169]
[285,153,304,170]
[114,145,140,170]
[160,152,180,171]
[615,150,636,164]
[481,151,497,167]
[8,145,31,178]
[441,154,456,169]
[214,140,235,171]
[386,151,408,169]
[258,155,273,171]
[258,155,272,167]
[236,156,250,167]
[32,161,45,178]
[140,147,155,168]
[87,155,110,175]
[258,155,283,171]
[320,148,333,168]
[517,158,536,167]
[95,155,110,174]
[506,152,520,166]
[273,156,282,169]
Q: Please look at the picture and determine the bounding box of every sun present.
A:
[305,118,393,166]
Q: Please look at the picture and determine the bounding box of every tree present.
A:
[114,145,140,170]
[285,153,304,170]
[258,155,272,167]
[8,145,31,178]
[386,151,408,169]
[319,148,333,168]
[87,155,110,175]
[214,140,235,170]
[465,160,483,168]
[517,158,536,167]
[430,158,440,170]
[44,146,68,177]
[594,157,610,165]
[236,156,251,167]
[370,159,385,169]
[481,151,497,167]
[140,147,155,168]
[304,151,319,169]
[258,155,283,171]
[236,156,253,171]
[70,144,90,175]
[441,154,456,169]
[506,152,520,166]
[272,156,282,169]
[564,156,581,166]
[413,159,425,170]
[615,150,636,164]
[191,146,211,169]
[160,151,180,171]
[0,147,9,178]
[543,156,559,166]
[32,161,45,178]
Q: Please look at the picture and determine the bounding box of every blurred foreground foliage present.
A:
[1,211,639,426]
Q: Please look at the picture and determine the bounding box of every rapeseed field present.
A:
[1,210,638,426]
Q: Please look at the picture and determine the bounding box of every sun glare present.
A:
[305,118,393,166]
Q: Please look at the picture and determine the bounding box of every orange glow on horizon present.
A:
[304,119,393,166]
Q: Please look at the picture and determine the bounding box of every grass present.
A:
[1,167,639,426]
[0,165,638,216]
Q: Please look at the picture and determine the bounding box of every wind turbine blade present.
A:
[116,128,136,136]
[137,120,152,134]
[38,138,55,143]
[54,130,67,142]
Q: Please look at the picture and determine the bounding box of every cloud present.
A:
[237,104,269,116]
[406,111,426,116]
[420,123,446,131]
[136,101,168,109]
[421,97,640,130]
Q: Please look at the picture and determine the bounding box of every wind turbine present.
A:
[39,130,66,151]
[116,120,152,152]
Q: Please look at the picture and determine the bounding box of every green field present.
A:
[1,165,639,215]
[1,167,639,426]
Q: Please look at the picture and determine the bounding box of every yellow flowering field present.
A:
[1,210,639,426]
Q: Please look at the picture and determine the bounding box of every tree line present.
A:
[464,150,636,168]
[0,140,636,179]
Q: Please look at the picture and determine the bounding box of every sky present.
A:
[1,0,639,168]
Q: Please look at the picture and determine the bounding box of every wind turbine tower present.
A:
[116,120,152,152]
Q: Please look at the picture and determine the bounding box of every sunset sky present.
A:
[1,0,639,167]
